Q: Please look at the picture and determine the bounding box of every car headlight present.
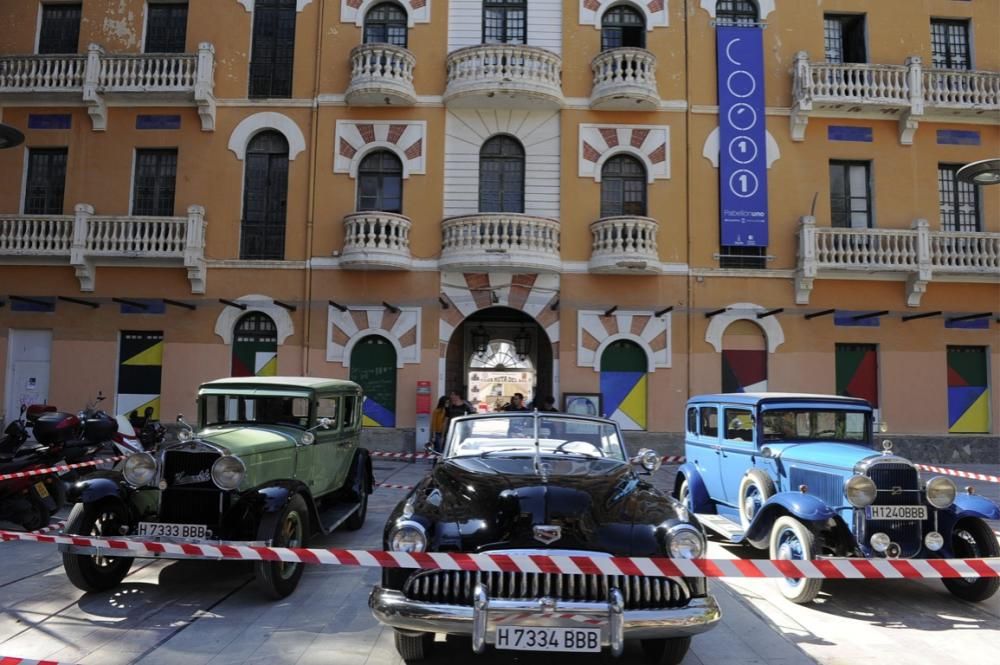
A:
[389,521,427,553]
[665,523,705,560]
[925,476,956,509]
[123,452,158,487]
[637,448,662,473]
[211,455,246,491]
[844,475,877,508]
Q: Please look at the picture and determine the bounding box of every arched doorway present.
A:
[600,339,647,430]
[722,320,767,392]
[350,335,397,427]
[232,312,277,377]
[445,307,552,411]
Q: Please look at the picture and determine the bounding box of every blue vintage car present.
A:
[675,393,1000,604]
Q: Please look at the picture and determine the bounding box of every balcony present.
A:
[439,213,561,273]
[590,48,659,111]
[345,44,416,107]
[444,45,563,109]
[340,211,413,270]
[0,204,207,293]
[588,216,660,273]
[795,216,1000,307]
[790,53,1000,144]
[0,43,216,131]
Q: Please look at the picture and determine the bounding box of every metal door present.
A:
[4,330,52,425]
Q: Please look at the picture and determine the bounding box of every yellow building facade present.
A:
[0,0,997,449]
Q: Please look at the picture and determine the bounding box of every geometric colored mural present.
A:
[722,350,767,393]
[947,346,990,433]
[600,340,647,430]
[836,343,879,408]
[350,335,397,428]
[116,331,164,419]
[232,312,278,377]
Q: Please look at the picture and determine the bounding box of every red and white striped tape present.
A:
[31,520,65,535]
[0,657,69,665]
[2,529,997,579]
[0,456,127,483]
[377,482,415,490]
[370,450,433,460]
[915,464,1000,484]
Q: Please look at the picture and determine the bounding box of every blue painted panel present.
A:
[28,114,71,130]
[936,129,981,146]
[945,318,989,330]
[716,26,769,247]
[827,125,873,142]
[119,299,166,314]
[11,297,55,312]
[834,311,880,327]
[136,114,181,130]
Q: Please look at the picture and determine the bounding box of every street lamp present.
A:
[0,123,25,150]
[957,158,1000,186]
[513,327,532,360]
[471,325,490,356]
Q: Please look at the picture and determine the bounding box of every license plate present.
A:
[495,626,601,653]
[137,522,208,540]
[34,482,50,499]
[866,505,927,520]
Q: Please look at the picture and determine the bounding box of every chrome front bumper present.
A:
[369,585,721,655]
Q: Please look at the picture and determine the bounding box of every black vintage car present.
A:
[370,412,720,664]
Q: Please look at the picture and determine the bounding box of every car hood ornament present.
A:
[533,525,562,545]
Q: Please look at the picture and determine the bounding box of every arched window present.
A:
[241,131,289,260]
[357,150,403,213]
[716,0,758,26]
[600,155,647,217]
[479,135,525,213]
[232,312,278,377]
[363,2,408,48]
[350,335,397,427]
[600,340,648,430]
[249,0,296,98]
[483,0,526,45]
[601,5,645,50]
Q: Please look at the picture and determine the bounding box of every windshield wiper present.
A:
[480,448,533,457]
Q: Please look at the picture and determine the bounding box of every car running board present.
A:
[695,513,745,543]
[316,501,361,534]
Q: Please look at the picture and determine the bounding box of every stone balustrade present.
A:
[340,211,413,270]
[588,216,660,273]
[791,52,999,144]
[0,43,216,130]
[439,213,561,273]
[345,44,417,107]
[0,205,207,293]
[444,44,563,109]
[590,48,659,110]
[795,216,1000,307]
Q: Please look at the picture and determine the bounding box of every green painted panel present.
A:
[600,340,647,372]
[350,335,397,427]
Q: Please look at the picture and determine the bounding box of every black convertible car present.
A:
[369,412,720,664]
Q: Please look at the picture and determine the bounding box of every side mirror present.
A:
[635,448,662,474]
[176,414,194,441]
[307,417,332,433]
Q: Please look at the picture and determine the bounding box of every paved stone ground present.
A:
[0,460,997,664]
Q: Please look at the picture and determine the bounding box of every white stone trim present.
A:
[334,120,426,178]
[326,305,422,367]
[704,303,784,354]
[228,112,307,161]
[577,310,671,371]
[238,0,314,12]
[580,0,668,30]
[343,0,430,27]
[579,124,670,182]
[701,127,780,169]
[698,0,774,19]
[214,295,295,345]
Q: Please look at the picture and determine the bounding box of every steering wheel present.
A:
[554,440,604,456]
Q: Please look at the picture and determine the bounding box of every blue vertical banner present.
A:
[717,26,769,247]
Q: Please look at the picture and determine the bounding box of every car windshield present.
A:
[761,409,869,444]
[201,394,310,429]
[447,414,627,461]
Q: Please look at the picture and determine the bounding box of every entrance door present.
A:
[351,335,397,427]
[5,330,52,424]
[722,321,768,392]
[600,340,647,430]
[116,331,164,419]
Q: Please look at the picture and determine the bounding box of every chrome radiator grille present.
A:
[862,461,922,557]
[403,570,691,610]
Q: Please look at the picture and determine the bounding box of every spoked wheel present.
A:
[677,479,693,511]
[255,494,309,599]
[62,501,134,592]
[738,469,774,532]
[641,636,692,665]
[393,630,434,662]
[769,516,822,604]
[942,518,1000,602]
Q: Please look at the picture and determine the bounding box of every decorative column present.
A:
[82,44,107,130]
[70,203,95,290]
[794,215,817,304]
[906,218,932,306]
[195,43,216,131]
[184,205,207,293]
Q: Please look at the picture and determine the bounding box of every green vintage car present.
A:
[60,377,373,599]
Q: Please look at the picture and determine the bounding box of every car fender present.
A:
[946,493,1000,523]
[68,474,126,506]
[675,464,712,513]
[254,480,312,514]
[744,492,840,547]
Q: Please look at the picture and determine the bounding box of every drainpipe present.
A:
[684,0,694,402]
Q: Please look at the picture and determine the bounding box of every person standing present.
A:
[501,393,530,412]
[537,396,558,413]
[429,396,448,453]
[444,390,475,427]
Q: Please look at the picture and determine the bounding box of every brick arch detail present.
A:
[326,306,421,368]
[580,125,670,182]
[335,120,426,178]
[705,303,785,353]
[581,0,669,30]
[577,310,671,372]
